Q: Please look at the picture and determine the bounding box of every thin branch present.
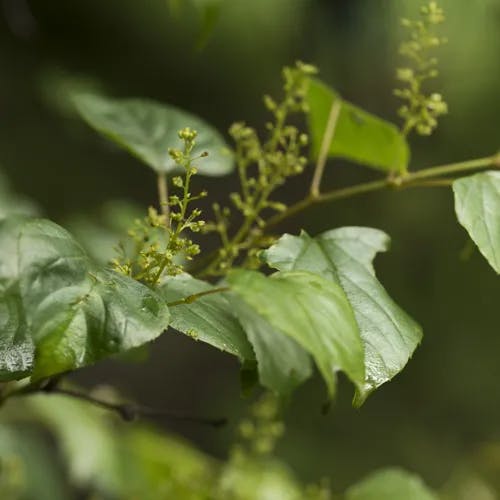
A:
[310,99,342,198]
[166,286,230,307]
[51,388,227,427]
[5,385,226,428]
[265,154,499,230]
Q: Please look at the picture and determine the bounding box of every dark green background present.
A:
[1,0,499,491]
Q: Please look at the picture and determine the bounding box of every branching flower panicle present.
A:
[113,127,207,286]
[202,61,317,276]
[395,2,448,137]
[233,393,284,460]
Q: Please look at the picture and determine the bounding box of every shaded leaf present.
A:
[262,228,422,405]
[160,274,254,361]
[307,78,409,173]
[229,295,312,398]
[228,270,364,399]
[0,217,169,381]
[453,171,500,273]
[346,468,438,500]
[74,93,233,176]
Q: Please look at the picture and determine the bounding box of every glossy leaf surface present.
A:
[0,217,169,381]
[229,295,312,397]
[229,269,364,399]
[160,274,254,361]
[262,228,422,405]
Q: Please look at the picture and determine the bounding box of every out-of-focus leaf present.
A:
[161,274,253,360]
[453,171,500,273]
[217,458,303,500]
[307,78,409,173]
[229,295,312,398]
[0,217,169,381]
[0,170,39,219]
[0,423,69,500]
[73,93,233,176]
[65,199,145,264]
[27,393,122,494]
[24,393,216,499]
[228,270,364,399]
[262,228,422,405]
[346,468,438,500]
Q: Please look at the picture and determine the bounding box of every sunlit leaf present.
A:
[453,171,500,273]
[262,228,422,405]
[346,468,438,500]
[228,269,364,399]
[73,93,233,176]
[0,217,169,381]
[160,273,254,360]
[306,78,409,173]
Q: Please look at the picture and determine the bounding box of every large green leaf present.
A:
[0,217,169,381]
[346,468,438,500]
[229,295,312,397]
[160,273,254,361]
[73,93,233,176]
[306,78,409,173]
[262,228,422,405]
[228,269,364,399]
[453,171,500,273]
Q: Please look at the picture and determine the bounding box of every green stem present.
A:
[310,99,342,197]
[157,172,170,225]
[166,286,230,307]
[265,154,498,230]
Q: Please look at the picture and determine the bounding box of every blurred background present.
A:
[1,0,500,496]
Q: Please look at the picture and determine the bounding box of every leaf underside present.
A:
[307,78,409,173]
[453,171,500,273]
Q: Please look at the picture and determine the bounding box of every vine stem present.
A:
[166,286,230,307]
[157,172,170,224]
[2,383,226,427]
[310,99,342,197]
[265,154,499,230]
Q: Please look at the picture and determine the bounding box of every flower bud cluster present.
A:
[113,128,207,285]
[204,62,316,275]
[395,2,448,136]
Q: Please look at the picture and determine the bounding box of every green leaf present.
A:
[453,171,500,273]
[0,291,33,380]
[73,93,233,176]
[0,217,169,381]
[229,295,312,398]
[262,228,422,406]
[228,269,364,399]
[306,78,409,173]
[160,274,254,361]
[346,468,438,500]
